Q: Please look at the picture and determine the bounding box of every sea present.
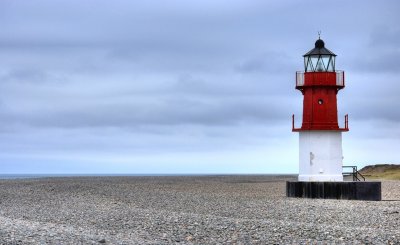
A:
[0,174,184,180]
[0,174,123,180]
[0,173,293,180]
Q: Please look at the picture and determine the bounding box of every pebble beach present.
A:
[0,175,399,244]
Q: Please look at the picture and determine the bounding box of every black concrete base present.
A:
[286,181,381,201]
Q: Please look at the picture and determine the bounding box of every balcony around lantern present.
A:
[295,70,345,89]
[292,114,349,132]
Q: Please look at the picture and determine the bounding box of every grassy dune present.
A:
[360,164,400,180]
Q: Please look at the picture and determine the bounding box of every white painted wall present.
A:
[298,131,343,181]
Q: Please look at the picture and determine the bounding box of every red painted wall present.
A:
[297,72,345,131]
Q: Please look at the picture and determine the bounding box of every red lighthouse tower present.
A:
[293,37,348,181]
[287,37,381,201]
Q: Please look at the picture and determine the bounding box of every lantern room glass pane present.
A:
[326,59,333,71]
[330,56,336,71]
[308,59,314,71]
[310,57,319,71]
[315,58,324,72]
[321,56,330,71]
[305,57,314,72]
[304,55,335,72]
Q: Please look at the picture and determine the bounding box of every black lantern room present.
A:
[303,38,336,72]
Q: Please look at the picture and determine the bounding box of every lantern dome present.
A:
[303,38,336,72]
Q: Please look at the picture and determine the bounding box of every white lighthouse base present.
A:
[298,131,343,181]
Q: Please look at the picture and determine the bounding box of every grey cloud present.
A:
[369,27,400,48]
[0,69,68,85]
[345,97,400,122]
[346,26,400,73]
[235,52,296,73]
[1,95,288,129]
[362,52,400,73]
[1,0,400,173]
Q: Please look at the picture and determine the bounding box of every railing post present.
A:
[292,114,294,131]
[355,167,358,181]
[353,166,358,181]
[343,71,345,87]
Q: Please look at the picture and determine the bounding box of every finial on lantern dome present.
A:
[314,31,324,48]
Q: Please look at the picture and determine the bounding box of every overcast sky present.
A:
[1,0,399,174]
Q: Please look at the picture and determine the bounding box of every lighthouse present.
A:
[292,37,348,181]
[287,37,381,201]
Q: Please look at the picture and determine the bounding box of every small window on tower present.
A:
[318,99,323,105]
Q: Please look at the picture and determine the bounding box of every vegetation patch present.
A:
[359,164,400,180]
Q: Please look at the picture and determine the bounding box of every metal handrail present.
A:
[292,114,295,131]
[342,166,365,181]
[296,71,345,87]
[292,114,349,131]
[341,114,349,131]
[336,71,345,86]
